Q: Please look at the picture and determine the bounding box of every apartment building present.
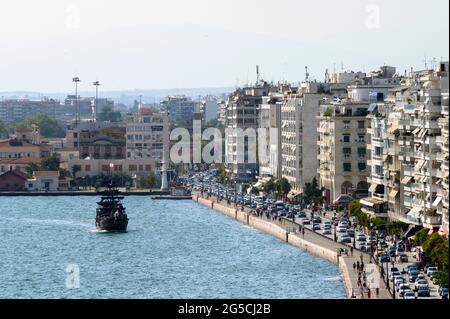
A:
[125,107,170,162]
[0,98,61,123]
[258,94,282,180]
[225,82,276,183]
[160,95,196,124]
[363,62,449,234]
[77,126,126,160]
[318,102,371,205]
[281,87,321,198]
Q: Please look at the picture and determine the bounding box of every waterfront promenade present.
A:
[193,192,392,299]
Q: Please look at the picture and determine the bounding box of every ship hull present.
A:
[96,216,128,232]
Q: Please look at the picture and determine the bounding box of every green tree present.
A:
[140,172,158,189]
[276,178,291,199]
[97,106,122,122]
[40,154,60,171]
[25,163,40,176]
[414,228,430,246]
[303,177,323,204]
[17,114,65,138]
[71,165,82,178]
[263,178,276,195]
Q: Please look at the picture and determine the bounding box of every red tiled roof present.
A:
[34,171,60,177]
[0,170,29,180]
[0,139,39,148]
[0,157,41,164]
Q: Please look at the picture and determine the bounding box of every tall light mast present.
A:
[93,80,100,121]
[72,77,81,125]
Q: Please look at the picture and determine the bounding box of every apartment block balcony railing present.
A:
[422,215,442,226]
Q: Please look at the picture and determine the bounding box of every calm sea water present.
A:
[0,196,345,299]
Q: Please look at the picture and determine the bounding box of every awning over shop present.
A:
[369,183,378,193]
[433,197,443,207]
[401,176,413,184]
[412,127,422,135]
[288,190,302,199]
[360,197,386,208]
[407,207,422,219]
[388,123,399,134]
[389,189,399,200]
[415,159,426,171]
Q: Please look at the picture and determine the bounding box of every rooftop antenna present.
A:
[341,61,344,73]
[305,66,310,82]
[424,53,428,70]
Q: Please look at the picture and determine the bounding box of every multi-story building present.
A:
[199,97,219,123]
[258,94,282,180]
[225,81,275,183]
[0,98,61,123]
[217,99,227,126]
[318,102,371,205]
[125,107,170,162]
[281,86,322,199]
[437,62,449,235]
[363,62,449,234]
[77,126,126,160]
[160,95,196,124]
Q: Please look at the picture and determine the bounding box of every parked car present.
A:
[426,266,438,277]
[439,287,449,299]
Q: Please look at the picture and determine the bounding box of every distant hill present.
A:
[0,87,235,107]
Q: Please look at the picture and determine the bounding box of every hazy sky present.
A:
[0,0,448,93]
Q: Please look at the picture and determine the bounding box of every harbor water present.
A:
[0,196,345,298]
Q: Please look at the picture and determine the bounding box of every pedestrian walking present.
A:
[360,253,364,263]
[376,287,379,297]
[367,288,371,299]
[353,262,356,271]
[302,228,305,237]
[356,261,360,270]
[350,247,354,257]
[361,262,364,272]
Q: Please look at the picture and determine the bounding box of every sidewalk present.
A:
[195,192,392,299]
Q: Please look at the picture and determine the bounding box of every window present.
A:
[28,183,33,188]
[145,165,152,171]
[129,165,137,171]
[358,148,366,158]
[358,163,367,171]
[358,121,365,129]
[343,148,351,158]
[101,165,109,172]
[343,163,352,172]
[358,135,365,143]
[343,135,351,143]
[85,165,91,172]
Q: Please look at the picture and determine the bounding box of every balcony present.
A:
[422,215,442,226]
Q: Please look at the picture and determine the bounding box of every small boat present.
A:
[96,184,128,232]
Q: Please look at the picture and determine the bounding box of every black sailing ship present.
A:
[96,184,128,232]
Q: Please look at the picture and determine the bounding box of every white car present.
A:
[414,279,428,291]
[356,234,366,242]
[390,271,401,281]
[403,291,416,299]
[322,228,332,235]
[426,267,438,276]
[394,276,405,287]
[337,226,347,233]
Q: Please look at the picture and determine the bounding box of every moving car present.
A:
[398,284,411,297]
[339,235,352,244]
[398,253,409,263]
[416,285,430,297]
[313,223,321,231]
[403,291,416,299]
[322,228,332,235]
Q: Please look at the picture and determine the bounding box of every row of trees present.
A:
[25,154,71,177]
[414,228,449,287]
[0,114,65,138]
[348,199,409,235]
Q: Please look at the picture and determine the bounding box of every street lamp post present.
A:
[334,223,337,242]
[72,77,81,125]
[93,80,100,121]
